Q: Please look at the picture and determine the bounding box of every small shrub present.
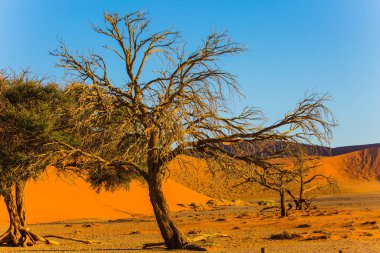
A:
[296,224,311,228]
[269,231,300,240]
[258,200,276,206]
[187,229,201,235]
[305,230,331,240]
[236,212,250,219]
[189,202,205,210]
[206,199,216,207]
[362,221,377,225]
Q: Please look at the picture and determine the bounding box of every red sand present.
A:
[0,168,211,224]
[318,147,380,191]
[168,149,380,199]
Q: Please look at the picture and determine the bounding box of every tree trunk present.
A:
[146,130,187,249]
[298,178,304,210]
[297,200,303,210]
[286,189,300,210]
[279,190,287,217]
[148,167,188,249]
[0,181,50,246]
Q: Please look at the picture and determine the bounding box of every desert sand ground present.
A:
[1,192,379,253]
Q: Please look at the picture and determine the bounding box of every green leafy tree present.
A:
[0,71,72,246]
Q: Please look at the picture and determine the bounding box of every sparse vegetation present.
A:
[305,230,331,240]
[257,200,276,206]
[286,153,337,210]
[269,231,301,240]
[235,147,337,217]
[187,229,201,235]
[296,224,312,228]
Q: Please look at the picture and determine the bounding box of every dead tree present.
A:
[52,11,335,249]
[286,154,337,210]
[236,160,296,217]
[235,148,337,215]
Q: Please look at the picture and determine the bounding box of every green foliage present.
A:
[0,71,74,184]
[88,165,144,193]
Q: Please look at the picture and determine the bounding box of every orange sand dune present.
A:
[318,147,380,192]
[169,148,380,199]
[0,168,210,224]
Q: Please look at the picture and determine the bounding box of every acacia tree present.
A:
[286,154,337,210]
[0,71,71,246]
[233,152,297,217]
[53,11,335,249]
[235,147,337,216]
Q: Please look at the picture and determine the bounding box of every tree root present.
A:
[23,229,60,245]
[183,244,208,251]
[142,233,229,251]
[0,230,10,242]
[0,228,59,246]
[142,242,165,248]
[0,227,101,247]
[44,235,102,244]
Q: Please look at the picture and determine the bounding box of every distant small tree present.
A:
[286,153,337,210]
[0,71,72,246]
[234,155,296,217]
[53,11,335,249]
[235,146,337,216]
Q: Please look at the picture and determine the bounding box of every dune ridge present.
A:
[317,147,380,192]
[169,148,380,199]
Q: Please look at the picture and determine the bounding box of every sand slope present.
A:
[169,148,380,199]
[0,167,211,224]
[318,147,380,192]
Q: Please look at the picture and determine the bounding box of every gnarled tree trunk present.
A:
[145,130,188,249]
[148,165,188,249]
[0,181,53,246]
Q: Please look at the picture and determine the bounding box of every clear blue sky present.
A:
[1,0,379,147]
